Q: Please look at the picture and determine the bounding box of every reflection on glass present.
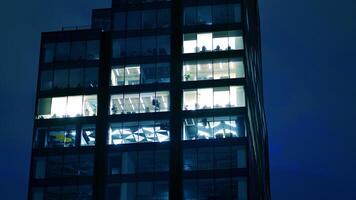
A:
[109,121,170,145]
[183,116,246,140]
[81,124,96,146]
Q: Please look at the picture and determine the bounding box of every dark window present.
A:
[53,69,68,89]
[46,156,62,177]
[197,148,213,170]
[142,36,156,56]
[157,9,170,28]
[142,10,157,29]
[86,40,100,60]
[213,5,228,24]
[37,98,51,117]
[113,12,126,31]
[79,155,94,176]
[137,151,155,172]
[84,68,98,88]
[228,4,241,23]
[127,11,141,30]
[40,71,53,91]
[197,6,212,25]
[122,152,137,174]
[141,64,156,84]
[126,37,141,57]
[156,63,170,83]
[184,7,196,26]
[69,68,83,88]
[62,155,78,177]
[157,35,170,55]
[113,39,126,58]
[43,43,55,63]
[70,41,86,60]
[55,42,70,61]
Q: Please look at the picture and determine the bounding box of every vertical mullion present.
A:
[169,0,183,199]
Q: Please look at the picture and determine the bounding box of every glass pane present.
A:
[70,41,86,60]
[156,63,170,83]
[142,10,156,29]
[183,89,196,110]
[127,11,141,30]
[213,59,229,79]
[81,124,96,146]
[157,35,170,55]
[67,96,83,117]
[140,92,155,113]
[142,36,157,56]
[47,129,65,147]
[79,154,94,176]
[228,4,241,23]
[126,37,141,57]
[69,68,83,88]
[43,43,55,63]
[137,151,155,172]
[51,97,67,118]
[197,88,213,109]
[212,5,228,24]
[141,64,156,84]
[184,7,196,26]
[111,67,124,86]
[84,68,98,88]
[197,33,212,52]
[55,42,70,61]
[33,157,46,179]
[114,12,126,31]
[156,91,170,112]
[197,6,212,25]
[124,93,140,114]
[183,61,197,81]
[46,156,62,177]
[62,155,78,176]
[87,40,100,60]
[113,39,126,58]
[197,60,212,80]
[183,149,197,170]
[158,9,170,28]
[83,95,97,116]
[213,31,229,51]
[230,86,245,107]
[111,94,124,115]
[120,183,136,200]
[214,87,230,108]
[230,58,245,78]
[53,69,68,89]
[40,71,53,91]
[64,129,76,147]
[229,30,244,50]
[183,33,197,53]
[125,65,140,85]
[197,117,213,139]
[122,152,137,174]
[37,98,52,118]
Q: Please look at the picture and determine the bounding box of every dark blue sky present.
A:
[0,0,356,199]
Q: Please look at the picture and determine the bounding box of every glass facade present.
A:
[30,0,270,199]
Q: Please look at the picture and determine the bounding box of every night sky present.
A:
[0,0,356,199]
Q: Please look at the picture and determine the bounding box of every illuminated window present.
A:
[182,86,245,110]
[37,95,97,119]
[108,121,170,145]
[110,91,170,115]
[183,116,246,140]
[81,124,96,146]
[184,31,243,54]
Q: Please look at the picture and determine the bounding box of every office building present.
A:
[29,0,270,199]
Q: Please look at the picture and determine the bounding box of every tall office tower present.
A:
[29,0,270,199]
